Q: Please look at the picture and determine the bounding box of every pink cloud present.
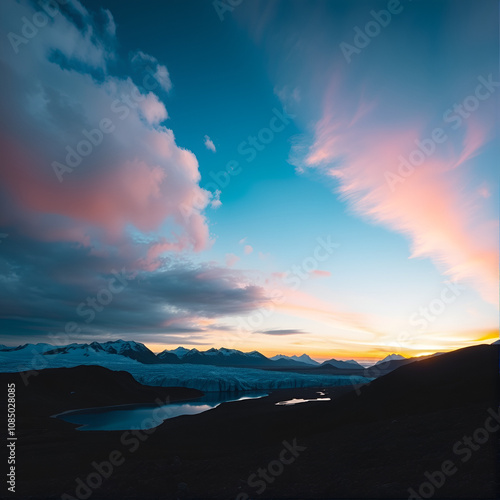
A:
[309,270,331,278]
[244,245,254,255]
[266,279,383,338]
[477,184,491,199]
[138,93,168,124]
[0,1,211,272]
[300,79,499,305]
[225,253,240,268]
[258,251,270,261]
[271,272,286,279]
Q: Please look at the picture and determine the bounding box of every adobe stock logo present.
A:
[213,0,243,21]
[340,0,406,63]
[236,439,306,500]
[408,407,500,499]
[385,73,499,192]
[7,0,70,54]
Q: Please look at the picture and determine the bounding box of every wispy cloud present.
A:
[237,0,498,309]
[309,269,331,278]
[298,78,498,304]
[225,253,240,268]
[256,329,307,336]
[204,135,216,152]
[210,189,222,209]
[131,50,172,93]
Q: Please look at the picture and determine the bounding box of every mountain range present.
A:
[320,357,364,369]
[43,340,161,364]
[270,353,319,365]
[0,340,378,369]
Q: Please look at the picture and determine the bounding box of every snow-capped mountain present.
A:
[0,343,372,392]
[321,358,364,369]
[270,354,319,366]
[0,340,366,371]
[45,340,162,364]
[166,347,272,367]
[374,354,406,365]
[0,343,62,353]
[165,346,191,358]
[156,349,182,364]
[160,348,363,369]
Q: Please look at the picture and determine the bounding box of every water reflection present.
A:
[275,397,331,406]
[55,391,267,431]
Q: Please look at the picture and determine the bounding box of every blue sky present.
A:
[0,0,497,361]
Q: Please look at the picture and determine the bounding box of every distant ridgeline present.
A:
[0,340,366,369]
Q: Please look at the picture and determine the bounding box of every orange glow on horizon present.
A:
[145,329,498,363]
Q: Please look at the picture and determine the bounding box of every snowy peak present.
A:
[295,354,320,365]
[165,346,191,358]
[321,357,364,369]
[101,340,144,352]
[1,340,365,370]
[0,343,61,353]
[217,347,242,356]
[272,353,364,370]
[202,347,265,358]
[247,350,267,359]
[44,340,161,364]
[204,347,222,356]
[156,346,270,366]
[271,354,319,366]
[375,354,406,365]
[179,347,269,366]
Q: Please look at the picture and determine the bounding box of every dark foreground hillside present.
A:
[1,344,498,499]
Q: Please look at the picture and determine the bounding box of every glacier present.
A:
[0,344,372,392]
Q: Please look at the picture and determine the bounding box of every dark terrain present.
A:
[1,344,498,499]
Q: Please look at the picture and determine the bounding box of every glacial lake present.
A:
[54,391,267,431]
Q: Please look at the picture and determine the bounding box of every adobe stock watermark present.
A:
[61,395,175,500]
[391,280,467,353]
[408,407,500,499]
[349,364,380,396]
[235,439,306,500]
[179,107,293,220]
[350,280,466,395]
[407,281,465,332]
[73,269,133,325]
[7,0,69,54]
[18,268,135,386]
[385,73,499,192]
[213,0,243,22]
[52,66,168,182]
[235,236,339,334]
[340,0,407,63]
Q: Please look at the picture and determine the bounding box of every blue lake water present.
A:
[54,391,267,431]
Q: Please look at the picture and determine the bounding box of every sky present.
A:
[0,0,498,362]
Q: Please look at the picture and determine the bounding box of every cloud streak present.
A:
[237,0,499,307]
[256,329,308,336]
[299,78,498,304]
[0,233,269,340]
